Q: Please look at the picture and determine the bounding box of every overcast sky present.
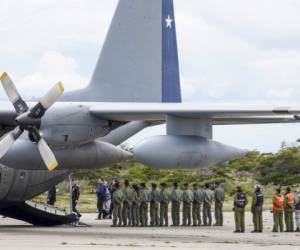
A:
[1,0,300,152]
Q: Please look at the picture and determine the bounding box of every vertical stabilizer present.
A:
[162,0,182,102]
[63,0,182,103]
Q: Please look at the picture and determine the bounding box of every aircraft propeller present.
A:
[0,72,64,171]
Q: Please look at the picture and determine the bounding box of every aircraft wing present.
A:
[89,103,300,124]
[0,103,300,128]
[213,116,300,125]
[0,109,17,136]
[0,109,17,126]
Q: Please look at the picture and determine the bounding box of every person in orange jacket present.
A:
[284,187,295,232]
[272,188,284,232]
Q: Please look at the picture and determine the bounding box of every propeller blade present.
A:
[40,81,65,109]
[0,127,23,158]
[30,82,64,118]
[0,72,28,114]
[28,127,58,171]
[37,138,58,171]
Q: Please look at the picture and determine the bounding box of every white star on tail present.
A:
[165,15,173,28]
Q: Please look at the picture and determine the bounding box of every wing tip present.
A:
[0,72,8,81]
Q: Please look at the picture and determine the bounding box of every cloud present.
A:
[175,0,300,49]
[174,1,300,104]
[267,88,294,99]
[1,51,88,100]
[0,0,118,56]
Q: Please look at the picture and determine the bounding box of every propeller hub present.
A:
[15,112,41,129]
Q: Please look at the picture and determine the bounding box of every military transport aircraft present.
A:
[0,0,300,222]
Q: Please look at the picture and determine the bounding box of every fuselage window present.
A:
[19,172,26,180]
[64,135,69,142]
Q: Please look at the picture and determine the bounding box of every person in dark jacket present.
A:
[47,186,56,206]
[96,178,107,220]
[251,185,264,233]
[102,181,112,219]
[72,181,81,217]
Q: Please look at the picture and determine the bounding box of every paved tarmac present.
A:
[0,212,299,249]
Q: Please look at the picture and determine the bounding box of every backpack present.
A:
[236,192,246,208]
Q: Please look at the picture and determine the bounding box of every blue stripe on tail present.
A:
[162,0,182,103]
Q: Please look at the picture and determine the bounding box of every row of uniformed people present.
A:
[111,180,225,227]
[113,180,300,232]
[233,185,300,233]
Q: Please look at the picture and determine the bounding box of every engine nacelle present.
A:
[1,139,131,171]
[133,135,247,169]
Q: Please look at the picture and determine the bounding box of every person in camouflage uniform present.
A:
[214,182,225,226]
[132,184,141,227]
[150,183,160,226]
[122,180,134,226]
[182,182,194,226]
[284,187,295,232]
[171,181,182,226]
[112,182,124,227]
[251,185,264,232]
[159,183,170,227]
[203,183,213,226]
[139,183,149,227]
[192,183,203,226]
